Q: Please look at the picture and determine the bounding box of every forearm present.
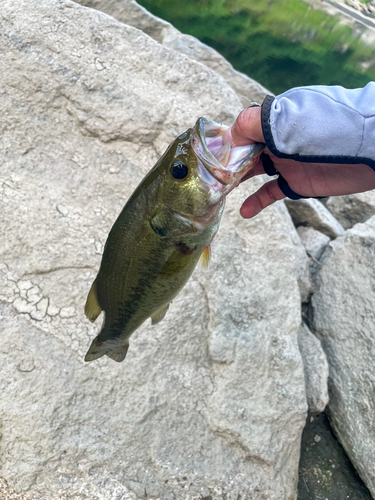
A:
[261,83,375,169]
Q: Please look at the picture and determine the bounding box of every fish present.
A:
[84,116,264,363]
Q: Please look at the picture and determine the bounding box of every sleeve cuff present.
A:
[261,94,277,156]
[260,93,375,172]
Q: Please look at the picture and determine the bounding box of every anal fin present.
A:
[151,303,170,325]
[84,281,102,323]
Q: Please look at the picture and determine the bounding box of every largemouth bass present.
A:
[84,116,263,362]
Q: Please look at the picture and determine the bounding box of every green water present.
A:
[137,0,375,95]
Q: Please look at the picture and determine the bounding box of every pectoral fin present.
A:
[84,281,102,323]
[151,303,170,325]
[161,243,197,278]
[199,245,211,270]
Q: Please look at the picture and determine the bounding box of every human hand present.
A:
[224,107,375,219]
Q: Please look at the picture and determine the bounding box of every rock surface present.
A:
[0,477,32,500]
[326,191,375,229]
[76,0,271,106]
[0,1,307,499]
[285,198,345,239]
[305,0,375,34]
[297,226,331,261]
[312,216,375,497]
[298,323,329,413]
[337,0,375,15]
[278,204,313,303]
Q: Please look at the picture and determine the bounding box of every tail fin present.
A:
[84,338,106,362]
[84,337,129,363]
[105,343,129,362]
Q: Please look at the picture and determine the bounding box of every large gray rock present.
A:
[0,1,307,499]
[312,216,375,496]
[326,191,375,229]
[76,0,271,106]
[297,323,329,413]
[285,198,345,239]
[278,203,313,303]
[297,226,331,261]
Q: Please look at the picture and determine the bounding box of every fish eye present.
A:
[171,161,189,180]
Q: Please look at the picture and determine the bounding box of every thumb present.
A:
[224,106,264,147]
[240,179,285,218]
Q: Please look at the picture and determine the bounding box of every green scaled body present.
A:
[84,117,263,363]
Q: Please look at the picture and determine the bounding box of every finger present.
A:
[240,179,286,219]
[223,106,264,147]
[240,158,265,183]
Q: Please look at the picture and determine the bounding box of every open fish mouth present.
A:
[192,117,264,192]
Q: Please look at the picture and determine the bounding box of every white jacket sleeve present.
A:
[261,83,375,170]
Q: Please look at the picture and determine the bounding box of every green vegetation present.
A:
[138,0,375,94]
